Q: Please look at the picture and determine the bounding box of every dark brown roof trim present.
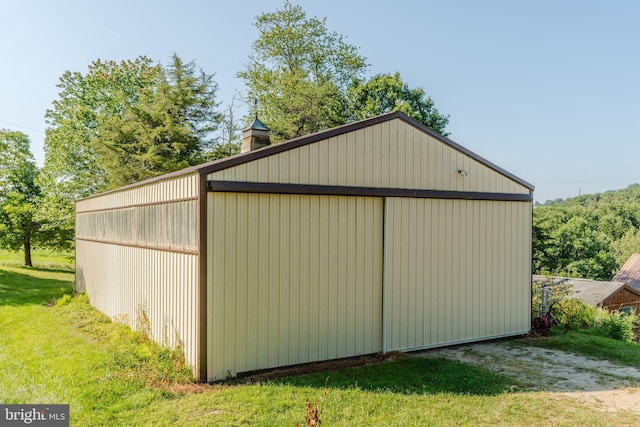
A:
[78,111,533,202]
[207,180,533,202]
[197,111,534,191]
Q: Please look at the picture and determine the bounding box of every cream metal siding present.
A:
[207,192,383,381]
[75,172,202,375]
[207,120,530,195]
[384,198,532,351]
[76,240,200,370]
[76,173,199,212]
[76,113,533,382]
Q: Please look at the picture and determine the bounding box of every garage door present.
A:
[384,197,531,352]
[207,193,383,380]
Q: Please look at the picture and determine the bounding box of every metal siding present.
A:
[76,240,200,373]
[384,198,532,352]
[207,193,383,381]
[76,173,199,213]
[206,120,530,195]
[75,172,201,376]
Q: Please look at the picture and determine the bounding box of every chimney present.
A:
[241,116,271,153]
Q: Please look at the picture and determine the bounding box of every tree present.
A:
[95,55,221,187]
[0,130,42,266]
[239,3,450,141]
[611,228,640,267]
[532,185,640,280]
[238,1,368,142]
[347,72,450,135]
[207,93,242,161]
[39,54,221,248]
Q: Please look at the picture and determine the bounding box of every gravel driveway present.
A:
[418,340,640,413]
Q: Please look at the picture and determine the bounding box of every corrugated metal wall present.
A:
[75,173,202,375]
[207,192,383,381]
[76,115,533,382]
[207,120,530,195]
[384,198,532,351]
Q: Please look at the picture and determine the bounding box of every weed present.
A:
[302,399,321,426]
[135,304,193,386]
[54,293,73,307]
[294,378,328,426]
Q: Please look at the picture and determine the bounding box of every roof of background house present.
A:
[533,275,637,306]
[612,254,640,290]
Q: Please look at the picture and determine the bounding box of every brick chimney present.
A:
[241,116,271,153]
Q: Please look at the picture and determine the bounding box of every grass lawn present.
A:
[2,264,640,426]
[0,248,74,270]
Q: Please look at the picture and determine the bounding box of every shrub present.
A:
[558,298,637,342]
[557,299,598,329]
[594,311,636,342]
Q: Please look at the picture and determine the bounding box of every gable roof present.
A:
[533,275,638,306]
[612,254,640,290]
[79,111,534,200]
[197,111,534,189]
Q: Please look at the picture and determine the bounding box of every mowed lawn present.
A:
[1,257,640,425]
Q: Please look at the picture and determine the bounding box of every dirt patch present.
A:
[418,340,640,413]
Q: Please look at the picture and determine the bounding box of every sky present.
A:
[1,1,639,203]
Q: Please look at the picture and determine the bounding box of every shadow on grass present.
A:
[272,356,518,396]
[0,267,73,306]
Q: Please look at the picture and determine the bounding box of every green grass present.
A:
[0,248,73,270]
[519,329,640,369]
[276,356,515,395]
[2,263,640,425]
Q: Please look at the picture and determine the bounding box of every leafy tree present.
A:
[95,55,221,187]
[347,72,450,135]
[39,54,221,248]
[239,2,449,141]
[0,130,42,266]
[238,1,368,141]
[533,184,640,280]
[611,228,640,267]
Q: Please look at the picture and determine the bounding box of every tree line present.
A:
[534,184,640,280]
[1,2,449,265]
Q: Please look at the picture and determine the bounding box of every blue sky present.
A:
[1,1,639,203]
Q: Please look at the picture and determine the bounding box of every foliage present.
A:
[0,130,43,266]
[239,3,450,143]
[347,72,450,135]
[238,1,368,142]
[96,55,221,187]
[39,54,221,249]
[558,298,598,330]
[594,310,636,342]
[209,93,242,160]
[531,277,572,316]
[557,297,637,342]
[533,184,640,280]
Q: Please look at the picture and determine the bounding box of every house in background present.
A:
[613,254,640,291]
[534,275,640,314]
[75,111,534,382]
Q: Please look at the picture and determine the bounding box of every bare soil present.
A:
[419,340,640,414]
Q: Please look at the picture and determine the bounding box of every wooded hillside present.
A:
[534,184,640,280]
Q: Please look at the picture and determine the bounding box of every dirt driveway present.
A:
[419,340,640,414]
